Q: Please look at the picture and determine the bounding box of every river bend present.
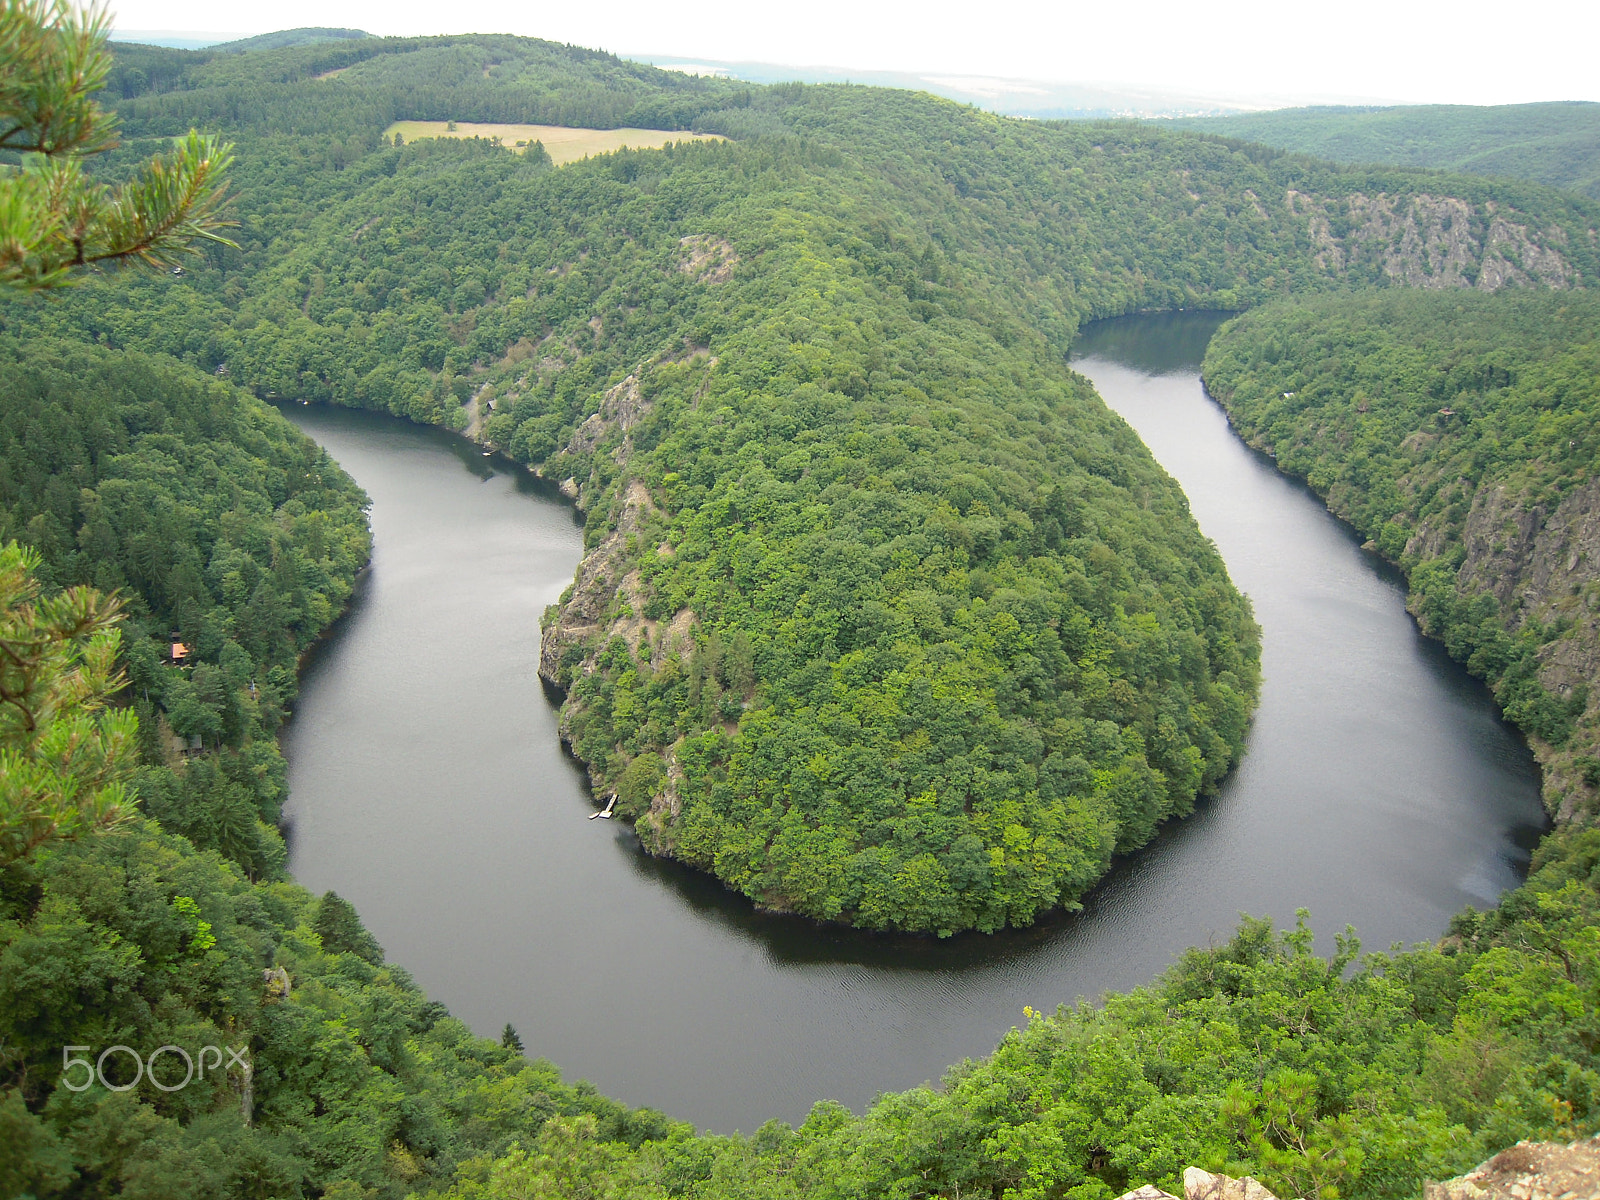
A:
[280,312,1545,1132]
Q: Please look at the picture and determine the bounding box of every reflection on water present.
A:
[278,321,1545,1132]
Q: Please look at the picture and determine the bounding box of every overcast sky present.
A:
[112,0,1600,108]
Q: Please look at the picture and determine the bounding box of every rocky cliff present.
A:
[531,360,704,812]
[1285,190,1579,290]
[1433,475,1600,823]
[1424,1135,1600,1200]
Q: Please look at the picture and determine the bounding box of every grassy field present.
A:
[382,121,726,164]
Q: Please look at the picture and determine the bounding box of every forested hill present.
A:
[101,34,751,137]
[1177,102,1600,200]
[10,32,1599,934]
[202,27,372,53]
[1203,291,1600,826]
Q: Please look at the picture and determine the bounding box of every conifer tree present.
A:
[0,540,136,866]
[0,0,236,289]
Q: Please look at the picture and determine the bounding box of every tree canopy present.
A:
[0,539,133,866]
[0,334,371,877]
[14,32,1598,929]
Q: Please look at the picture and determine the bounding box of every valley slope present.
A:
[1204,291,1600,827]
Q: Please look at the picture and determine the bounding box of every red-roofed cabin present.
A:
[170,639,191,664]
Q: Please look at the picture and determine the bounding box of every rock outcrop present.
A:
[537,478,665,682]
[1183,1168,1291,1200]
[1419,473,1600,823]
[534,356,716,812]
[536,364,706,691]
[677,234,739,284]
[1425,1135,1600,1200]
[1285,190,1573,291]
[1114,1168,1292,1200]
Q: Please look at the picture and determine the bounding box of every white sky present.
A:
[112,0,1600,108]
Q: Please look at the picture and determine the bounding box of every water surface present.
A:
[280,315,1544,1132]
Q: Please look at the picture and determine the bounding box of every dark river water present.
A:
[279,311,1546,1133]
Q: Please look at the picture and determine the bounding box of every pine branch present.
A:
[0,0,235,289]
[0,0,118,157]
[82,131,239,267]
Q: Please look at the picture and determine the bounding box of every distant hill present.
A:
[112,26,372,52]
[1178,101,1600,199]
[109,30,245,49]
[207,27,372,53]
[636,55,1275,119]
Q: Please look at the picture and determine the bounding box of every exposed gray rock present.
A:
[599,373,648,433]
[1525,475,1600,620]
[262,965,291,1001]
[538,479,660,685]
[1457,482,1548,610]
[569,411,607,455]
[1444,473,1600,822]
[1283,190,1574,291]
[678,234,739,284]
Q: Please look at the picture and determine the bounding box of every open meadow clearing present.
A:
[382,120,726,163]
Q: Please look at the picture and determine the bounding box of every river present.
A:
[279,311,1546,1133]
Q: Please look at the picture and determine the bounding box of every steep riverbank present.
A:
[1203,292,1600,831]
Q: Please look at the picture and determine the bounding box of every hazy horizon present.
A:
[112,32,1413,116]
[107,0,1600,109]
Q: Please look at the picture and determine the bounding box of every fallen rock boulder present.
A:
[1185,1167,1286,1200]
[1115,1168,1290,1200]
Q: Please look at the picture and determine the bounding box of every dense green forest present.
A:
[8,516,1599,1197]
[14,32,1599,929]
[0,336,370,879]
[4,25,1600,1199]
[1179,102,1600,200]
[1203,291,1600,823]
[1,714,684,1199]
[100,35,749,140]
